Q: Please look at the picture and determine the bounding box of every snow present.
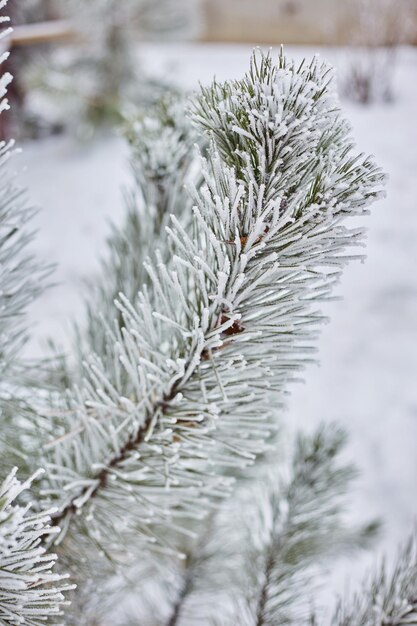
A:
[19,132,130,353]
[19,43,417,610]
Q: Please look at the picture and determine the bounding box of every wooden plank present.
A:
[7,21,76,47]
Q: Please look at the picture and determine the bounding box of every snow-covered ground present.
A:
[20,44,417,612]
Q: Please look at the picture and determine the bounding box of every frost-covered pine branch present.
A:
[237,426,377,626]
[0,5,72,622]
[79,95,201,371]
[0,0,50,475]
[0,124,45,387]
[36,50,384,583]
[0,469,72,626]
[160,426,378,626]
[0,24,38,381]
[331,533,417,626]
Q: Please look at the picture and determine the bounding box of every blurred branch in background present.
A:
[2,0,202,140]
[341,0,415,104]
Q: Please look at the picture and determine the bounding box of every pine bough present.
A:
[0,4,71,623]
[80,96,201,372]
[0,470,72,626]
[40,50,384,560]
[2,11,415,622]
[156,425,377,626]
[331,533,417,625]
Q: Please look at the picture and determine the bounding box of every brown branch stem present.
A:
[255,551,276,626]
[50,380,180,529]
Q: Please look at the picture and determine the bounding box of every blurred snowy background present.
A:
[4,0,417,615]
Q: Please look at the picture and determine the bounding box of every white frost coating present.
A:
[0,4,72,622]
[331,533,417,625]
[40,50,384,559]
[0,3,46,393]
[0,470,73,626]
